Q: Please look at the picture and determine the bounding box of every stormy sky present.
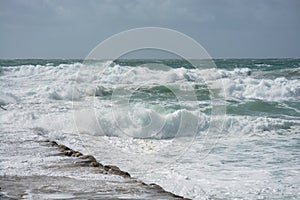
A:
[0,0,299,58]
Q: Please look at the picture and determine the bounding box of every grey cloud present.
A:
[0,0,299,58]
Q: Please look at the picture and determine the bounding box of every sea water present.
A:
[0,59,299,199]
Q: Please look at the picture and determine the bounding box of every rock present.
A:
[90,162,100,167]
[73,152,83,157]
[58,145,71,151]
[79,155,97,162]
[104,165,120,171]
[115,171,131,178]
[149,183,164,190]
[63,150,74,156]
[50,141,58,146]
[104,165,131,178]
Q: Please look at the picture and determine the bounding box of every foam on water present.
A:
[1,59,299,199]
[2,62,299,102]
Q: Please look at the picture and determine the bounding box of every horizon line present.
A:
[0,57,299,60]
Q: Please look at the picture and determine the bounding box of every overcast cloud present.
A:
[0,0,299,58]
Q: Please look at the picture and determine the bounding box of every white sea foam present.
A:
[255,63,272,67]
[222,76,300,101]
[0,92,19,105]
[2,63,299,102]
[74,106,208,139]
[1,61,299,199]
[1,62,299,139]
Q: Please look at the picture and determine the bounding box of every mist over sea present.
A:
[0,58,299,199]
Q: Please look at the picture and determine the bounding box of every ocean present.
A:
[0,58,299,199]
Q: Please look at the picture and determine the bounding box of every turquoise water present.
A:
[0,58,299,199]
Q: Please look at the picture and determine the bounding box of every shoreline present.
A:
[0,139,191,200]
